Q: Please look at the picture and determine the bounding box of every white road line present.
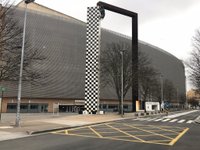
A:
[147,118,158,121]
[133,118,145,121]
[169,119,178,123]
[165,110,199,119]
[162,118,171,122]
[186,120,194,124]
[177,119,185,123]
[154,118,163,122]
[139,118,147,121]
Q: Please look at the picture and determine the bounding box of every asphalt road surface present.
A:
[0,111,199,150]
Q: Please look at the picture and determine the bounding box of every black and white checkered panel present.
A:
[85,7,101,114]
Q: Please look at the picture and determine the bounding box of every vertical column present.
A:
[85,7,101,114]
[132,15,138,112]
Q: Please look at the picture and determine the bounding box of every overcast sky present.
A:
[14,0,200,60]
[15,0,200,90]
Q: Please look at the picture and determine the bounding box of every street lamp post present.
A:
[120,50,125,117]
[15,0,35,127]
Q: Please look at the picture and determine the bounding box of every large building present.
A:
[0,1,186,113]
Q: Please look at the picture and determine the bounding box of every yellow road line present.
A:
[52,123,187,146]
[169,128,189,146]
[98,131,120,134]
[67,133,170,146]
[105,135,130,138]
[134,134,155,137]
[146,139,171,143]
[89,126,103,138]
[68,133,100,138]
[115,128,135,130]
[51,129,66,134]
[68,131,96,135]
[99,130,140,134]
[65,130,68,135]
[67,126,89,131]
[105,123,145,142]
[124,124,173,140]
[52,132,67,136]
[153,126,180,134]
[53,130,171,146]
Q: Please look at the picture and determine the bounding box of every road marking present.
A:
[124,124,173,140]
[169,119,178,123]
[169,128,189,146]
[153,126,180,134]
[147,118,159,121]
[88,126,103,138]
[105,123,145,142]
[186,120,193,124]
[165,110,198,119]
[177,120,185,123]
[162,119,171,122]
[52,123,188,146]
[154,118,163,122]
[65,130,68,134]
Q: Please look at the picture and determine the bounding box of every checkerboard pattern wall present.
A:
[85,7,101,114]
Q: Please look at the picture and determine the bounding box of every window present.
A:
[7,104,17,110]
[30,104,38,109]
[108,105,118,109]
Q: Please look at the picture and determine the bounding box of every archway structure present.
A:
[85,1,138,114]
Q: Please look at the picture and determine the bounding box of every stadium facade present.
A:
[0,2,186,113]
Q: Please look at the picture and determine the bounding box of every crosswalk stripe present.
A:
[169,119,178,123]
[133,117,195,124]
[186,120,193,124]
[162,118,171,122]
[147,118,158,121]
[177,119,185,123]
[154,118,163,122]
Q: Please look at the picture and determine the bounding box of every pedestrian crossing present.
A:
[132,117,195,124]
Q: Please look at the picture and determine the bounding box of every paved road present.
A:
[0,111,199,150]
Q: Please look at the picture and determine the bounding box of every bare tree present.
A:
[0,1,45,85]
[188,97,199,107]
[163,79,176,103]
[138,52,160,103]
[186,29,200,94]
[100,42,131,101]
[100,41,159,112]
